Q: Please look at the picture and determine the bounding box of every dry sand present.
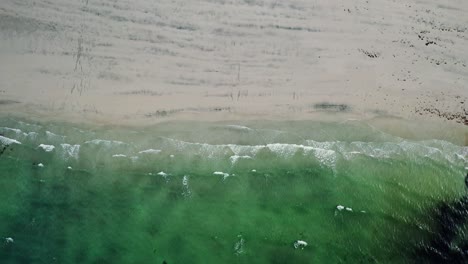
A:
[0,0,467,135]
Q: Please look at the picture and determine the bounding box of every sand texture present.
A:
[0,0,467,126]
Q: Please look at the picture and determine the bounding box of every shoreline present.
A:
[1,0,467,144]
[1,105,467,146]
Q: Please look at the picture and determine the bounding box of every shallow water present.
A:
[0,118,466,263]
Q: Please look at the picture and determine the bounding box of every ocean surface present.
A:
[0,118,466,263]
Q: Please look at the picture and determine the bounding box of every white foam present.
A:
[229,155,252,164]
[336,205,354,213]
[456,153,466,161]
[0,127,26,137]
[264,143,338,169]
[182,175,189,186]
[252,169,257,172]
[0,135,21,145]
[225,125,252,131]
[182,175,191,197]
[162,138,234,158]
[2,127,22,134]
[4,237,14,244]
[234,235,245,255]
[46,131,65,141]
[67,166,72,170]
[293,240,308,249]
[60,144,80,160]
[213,171,230,180]
[341,151,362,160]
[112,154,127,158]
[17,120,42,130]
[27,132,38,140]
[267,143,300,158]
[138,149,162,154]
[229,144,264,156]
[164,137,464,169]
[309,139,465,166]
[37,163,44,167]
[157,171,169,177]
[38,144,55,152]
[309,148,337,169]
[84,139,126,146]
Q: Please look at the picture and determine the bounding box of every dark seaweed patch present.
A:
[313,102,350,112]
[415,174,468,263]
[415,107,468,126]
[359,49,380,58]
[0,100,20,105]
[0,145,8,157]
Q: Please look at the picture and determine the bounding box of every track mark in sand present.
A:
[71,0,94,96]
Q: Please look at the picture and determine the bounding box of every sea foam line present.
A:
[138,149,162,154]
[38,144,55,152]
[0,135,21,145]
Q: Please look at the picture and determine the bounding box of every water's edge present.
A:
[0,117,467,263]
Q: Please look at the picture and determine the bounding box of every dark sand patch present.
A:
[0,100,20,105]
[416,107,468,126]
[313,102,351,112]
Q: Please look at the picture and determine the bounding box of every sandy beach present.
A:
[1,2,468,262]
[0,0,467,135]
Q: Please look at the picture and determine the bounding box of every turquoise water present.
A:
[0,118,466,263]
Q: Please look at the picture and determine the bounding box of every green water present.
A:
[0,118,466,263]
